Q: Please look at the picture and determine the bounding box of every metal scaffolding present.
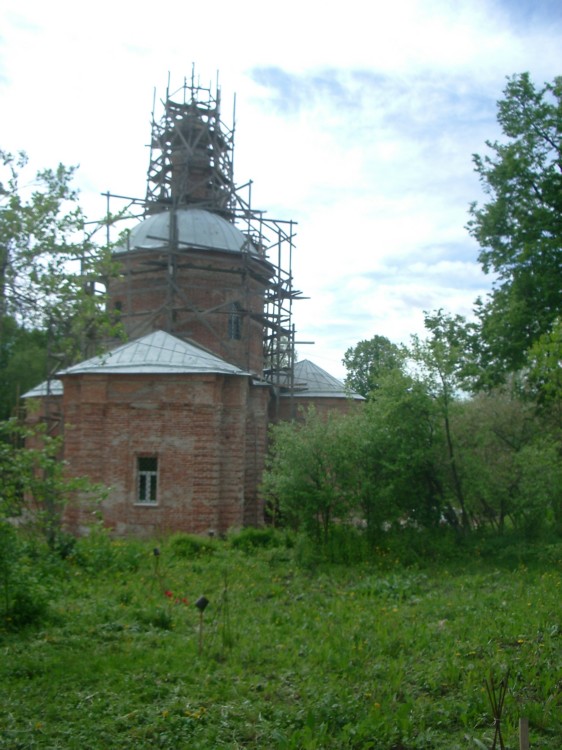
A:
[105,73,303,397]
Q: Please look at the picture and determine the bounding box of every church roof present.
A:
[22,379,63,398]
[118,208,259,257]
[284,359,364,400]
[57,331,250,377]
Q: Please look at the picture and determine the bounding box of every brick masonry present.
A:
[61,372,270,537]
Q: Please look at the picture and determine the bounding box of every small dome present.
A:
[120,208,258,256]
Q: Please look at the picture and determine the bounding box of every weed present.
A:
[167,533,217,559]
[0,535,560,748]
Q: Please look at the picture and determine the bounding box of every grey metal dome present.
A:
[121,208,258,255]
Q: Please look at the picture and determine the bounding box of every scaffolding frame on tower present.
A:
[104,72,302,400]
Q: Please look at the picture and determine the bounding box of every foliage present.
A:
[410,310,475,529]
[342,334,407,398]
[70,526,145,574]
[0,522,50,631]
[167,532,218,559]
[0,149,122,413]
[267,317,562,546]
[0,534,561,748]
[526,316,562,410]
[228,526,289,551]
[452,388,538,532]
[467,73,562,381]
[264,370,454,554]
[263,408,362,549]
[0,419,107,546]
[0,317,49,419]
[363,369,445,531]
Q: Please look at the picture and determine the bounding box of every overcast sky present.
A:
[1,0,561,378]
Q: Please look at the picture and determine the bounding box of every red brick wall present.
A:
[61,372,269,537]
[275,395,364,422]
[108,247,271,376]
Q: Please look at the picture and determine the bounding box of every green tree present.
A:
[0,317,49,419]
[362,369,446,531]
[411,310,473,529]
[0,149,120,539]
[0,149,120,370]
[526,317,562,409]
[467,73,562,381]
[0,419,105,545]
[262,408,359,546]
[343,334,406,398]
[452,388,534,532]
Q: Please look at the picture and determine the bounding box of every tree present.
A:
[452,388,535,533]
[410,310,474,529]
[0,149,121,539]
[0,419,106,546]
[343,335,406,398]
[262,408,362,553]
[0,317,49,419]
[0,149,120,371]
[467,73,562,381]
[362,369,445,531]
[526,316,562,409]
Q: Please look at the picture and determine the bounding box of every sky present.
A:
[1,0,561,378]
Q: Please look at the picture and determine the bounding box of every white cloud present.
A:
[1,0,560,380]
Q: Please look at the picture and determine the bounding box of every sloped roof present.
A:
[118,208,259,257]
[22,379,63,398]
[283,359,364,400]
[57,331,250,377]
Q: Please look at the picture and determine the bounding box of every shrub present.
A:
[167,533,217,559]
[3,587,49,630]
[0,522,50,631]
[229,526,286,552]
[71,526,144,573]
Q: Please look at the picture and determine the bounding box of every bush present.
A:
[137,606,174,631]
[3,587,49,630]
[71,527,144,573]
[229,526,286,552]
[0,522,50,631]
[167,533,217,559]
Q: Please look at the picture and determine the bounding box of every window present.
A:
[137,456,158,504]
[228,302,242,340]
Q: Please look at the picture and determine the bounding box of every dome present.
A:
[120,208,258,256]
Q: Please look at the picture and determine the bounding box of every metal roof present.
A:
[22,379,63,399]
[118,208,259,256]
[283,359,364,400]
[57,331,250,377]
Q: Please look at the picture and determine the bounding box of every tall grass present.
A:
[1,528,560,749]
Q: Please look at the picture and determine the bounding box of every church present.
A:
[24,77,362,536]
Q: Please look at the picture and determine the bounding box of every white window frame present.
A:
[136,456,158,505]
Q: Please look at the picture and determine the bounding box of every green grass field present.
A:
[1,531,561,749]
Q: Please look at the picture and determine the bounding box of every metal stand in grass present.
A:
[484,671,509,750]
[195,571,233,658]
[195,596,209,655]
[152,547,164,590]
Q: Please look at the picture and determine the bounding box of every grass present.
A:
[1,530,561,749]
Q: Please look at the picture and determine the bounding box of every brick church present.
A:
[24,77,362,537]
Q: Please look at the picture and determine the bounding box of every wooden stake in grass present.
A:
[195,596,209,655]
[152,547,162,587]
[519,717,529,750]
[484,671,509,750]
